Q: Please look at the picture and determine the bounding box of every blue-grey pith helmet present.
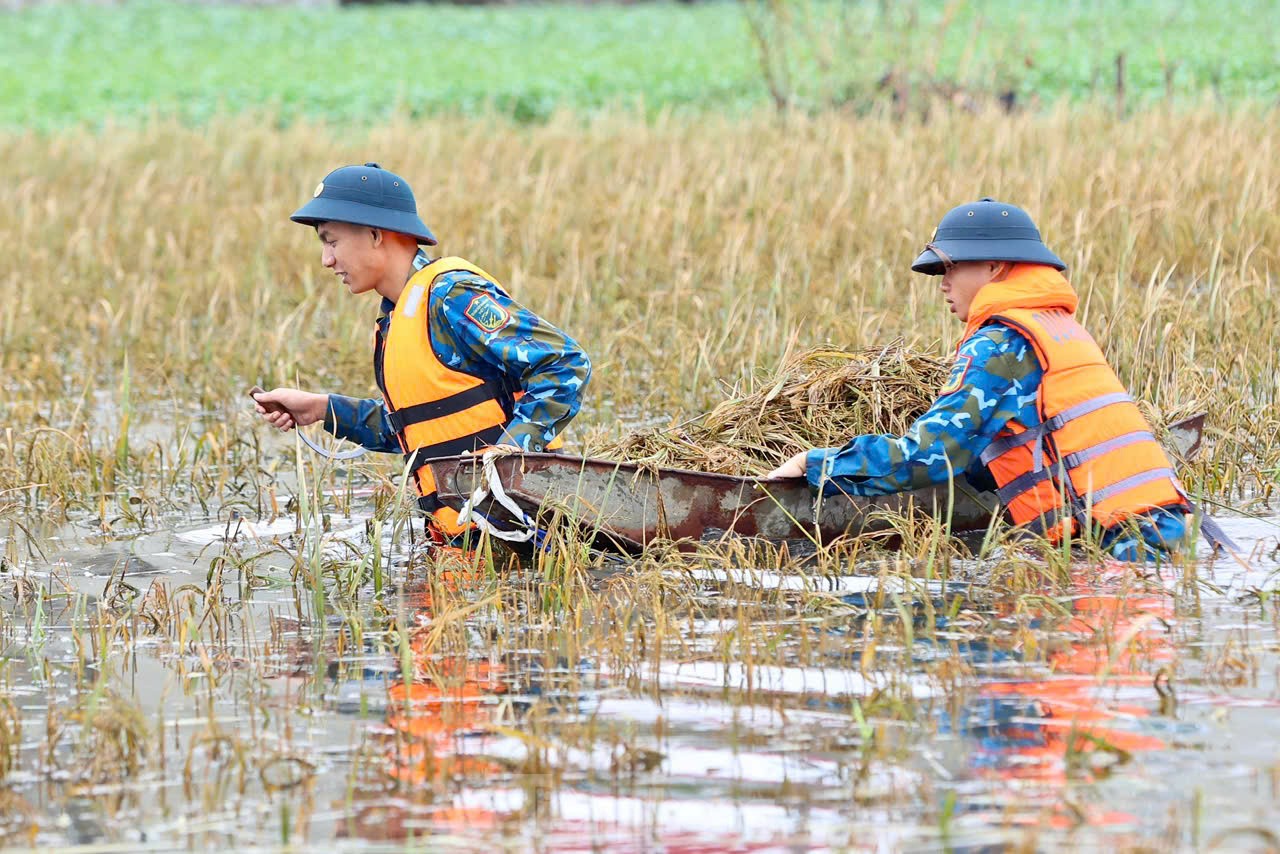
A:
[911,198,1064,275]
[290,163,437,245]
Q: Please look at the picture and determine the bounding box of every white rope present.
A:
[455,448,539,542]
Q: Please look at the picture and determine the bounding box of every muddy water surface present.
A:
[2,460,1279,851]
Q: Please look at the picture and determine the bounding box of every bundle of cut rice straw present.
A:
[589,344,950,475]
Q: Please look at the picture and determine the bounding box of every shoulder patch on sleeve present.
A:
[462,293,512,333]
[939,353,973,396]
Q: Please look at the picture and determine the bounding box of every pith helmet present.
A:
[911,198,1064,275]
[291,163,437,245]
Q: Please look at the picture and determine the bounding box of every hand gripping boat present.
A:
[425,414,1206,554]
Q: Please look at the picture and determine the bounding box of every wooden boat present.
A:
[427,413,1206,554]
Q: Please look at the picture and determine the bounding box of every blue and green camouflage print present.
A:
[805,324,1189,559]
[805,326,1042,496]
[323,249,590,453]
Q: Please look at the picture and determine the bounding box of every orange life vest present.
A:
[963,264,1188,540]
[374,256,561,535]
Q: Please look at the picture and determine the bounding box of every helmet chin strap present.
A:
[925,242,954,270]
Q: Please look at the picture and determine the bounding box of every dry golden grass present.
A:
[589,344,950,474]
[1,104,1277,508]
[0,104,1275,850]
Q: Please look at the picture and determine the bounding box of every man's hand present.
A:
[251,387,330,432]
[765,451,808,480]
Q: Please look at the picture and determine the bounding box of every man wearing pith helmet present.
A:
[769,198,1216,560]
[253,163,591,542]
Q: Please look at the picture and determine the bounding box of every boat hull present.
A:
[429,454,998,552]
[426,413,1205,554]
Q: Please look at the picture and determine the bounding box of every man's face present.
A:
[939,261,1001,322]
[316,221,383,295]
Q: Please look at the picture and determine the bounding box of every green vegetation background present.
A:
[4,0,1278,128]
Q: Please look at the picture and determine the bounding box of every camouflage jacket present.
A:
[323,250,591,453]
[806,325,1042,497]
[805,325,1189,555]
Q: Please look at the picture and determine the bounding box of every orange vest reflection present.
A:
[956,565,1176,831]
[392,565,507,785]
[340,564,508,842]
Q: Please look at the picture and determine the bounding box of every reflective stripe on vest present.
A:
[376,257,517,524]
[961,266,1188,539]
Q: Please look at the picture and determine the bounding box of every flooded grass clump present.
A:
[0,104,1277,847]
[0,491,1278,848]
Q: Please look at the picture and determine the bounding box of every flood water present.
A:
[2,447,1279,852]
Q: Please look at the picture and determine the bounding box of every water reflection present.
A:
[5,510,1277,848]
[936,563,1191,840]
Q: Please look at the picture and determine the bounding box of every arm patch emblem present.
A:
[463,294,512,333]
[939,354,973,396]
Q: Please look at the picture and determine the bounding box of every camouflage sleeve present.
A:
[805,327,1042,497]
[429,272,591,452]
[322,394,401,453]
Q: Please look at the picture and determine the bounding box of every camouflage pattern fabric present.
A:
[805,324,1189,559]
[805,325,1042,496]
[1099,507,1189,562]
[324,250,591,453]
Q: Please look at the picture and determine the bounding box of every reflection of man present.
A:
[948,569,1172,809]
[253,163,591,543]
[383,577,507,843]
[768,199,1200,561]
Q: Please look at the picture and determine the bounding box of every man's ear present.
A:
[369,228,382,247]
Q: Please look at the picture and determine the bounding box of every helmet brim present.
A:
[291,197,437,246]
[911,239,1066,276]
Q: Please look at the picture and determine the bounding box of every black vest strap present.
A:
[404,423,509,477]
[387,380,507,434]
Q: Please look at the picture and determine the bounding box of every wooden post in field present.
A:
[1163,59,1179,102]
[1115,52,1127,118]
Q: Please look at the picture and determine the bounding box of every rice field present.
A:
[2,101,1280,849]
